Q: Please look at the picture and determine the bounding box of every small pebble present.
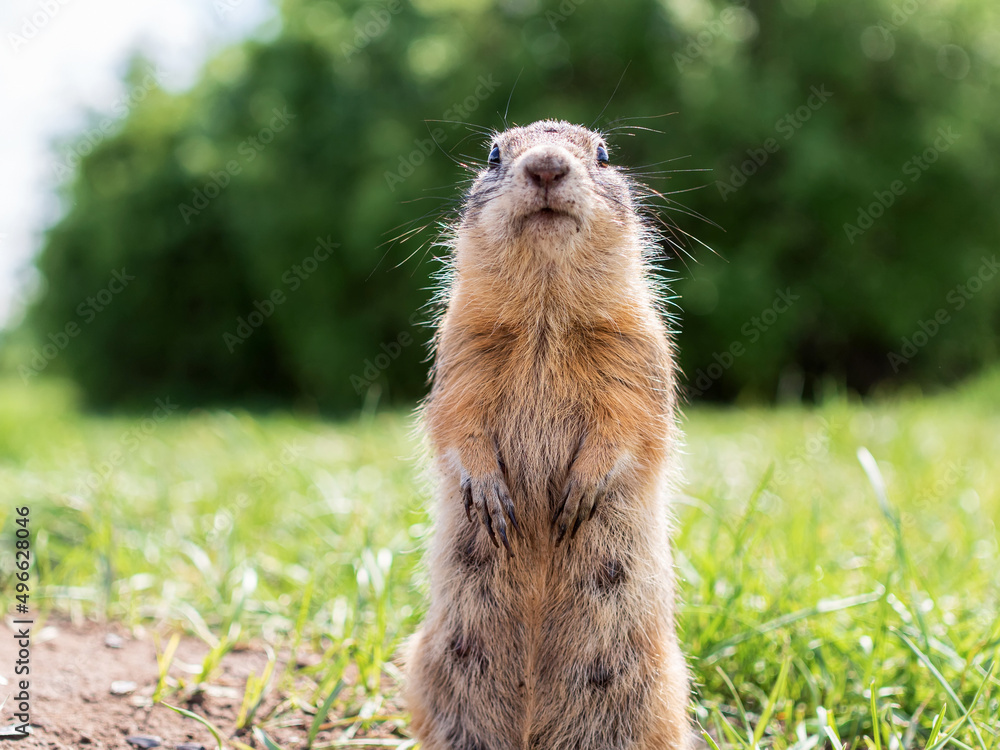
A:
[126,736,163,749]
[110,680,138,696]
[105,633,125,649]
[36,626,59,644]
[175,744,207,750]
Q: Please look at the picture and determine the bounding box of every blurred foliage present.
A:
[23,0,1000,410]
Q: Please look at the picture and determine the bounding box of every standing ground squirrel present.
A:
[404,119,690,750]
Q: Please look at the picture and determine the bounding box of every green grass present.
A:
[1,374,999,749]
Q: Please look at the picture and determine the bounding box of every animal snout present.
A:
[522,149,570,189]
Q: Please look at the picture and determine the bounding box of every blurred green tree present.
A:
[25,0,1000,410]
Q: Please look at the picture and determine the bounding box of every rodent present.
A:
[404,119,691,750]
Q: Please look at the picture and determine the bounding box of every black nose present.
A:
[523,152,569,188]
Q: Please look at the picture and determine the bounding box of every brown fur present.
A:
[403,120,691,750]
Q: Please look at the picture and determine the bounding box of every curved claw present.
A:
[487,484,514,556]
[589,494,601,520]
[555,521,569,546]
[553,481,581,546]
[553,477,608,545]
[499,486,518,536]
[551,484,570,525]
[497,524,512,556]
[480,501,498,548]
[463,481,474,523]
[461,468,517,556]
[572,487,602,538]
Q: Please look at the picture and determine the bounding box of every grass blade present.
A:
[702,591,882,662]
[715,666,753,746]
[307,679,345,749]
[254,726,287,750]
[753,653,792,747]
[152,632,180,703]
[927,704,948,747]
[868,679,882,750]
[701,728,723,750]
[896,630,992,750]
[162,702,225,750]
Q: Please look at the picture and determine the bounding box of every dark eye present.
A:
[488,145,501,166]
[596,145,609,165]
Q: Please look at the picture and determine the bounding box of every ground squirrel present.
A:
[404,119,690,750]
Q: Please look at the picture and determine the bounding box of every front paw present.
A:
[462,471,518,556]
[551,471,608,546]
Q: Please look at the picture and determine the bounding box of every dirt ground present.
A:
[0,616,406,750]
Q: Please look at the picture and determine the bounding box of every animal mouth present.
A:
[514,205,581,235]
[531,206,571,220]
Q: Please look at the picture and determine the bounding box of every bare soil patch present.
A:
[0,617,406,750]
